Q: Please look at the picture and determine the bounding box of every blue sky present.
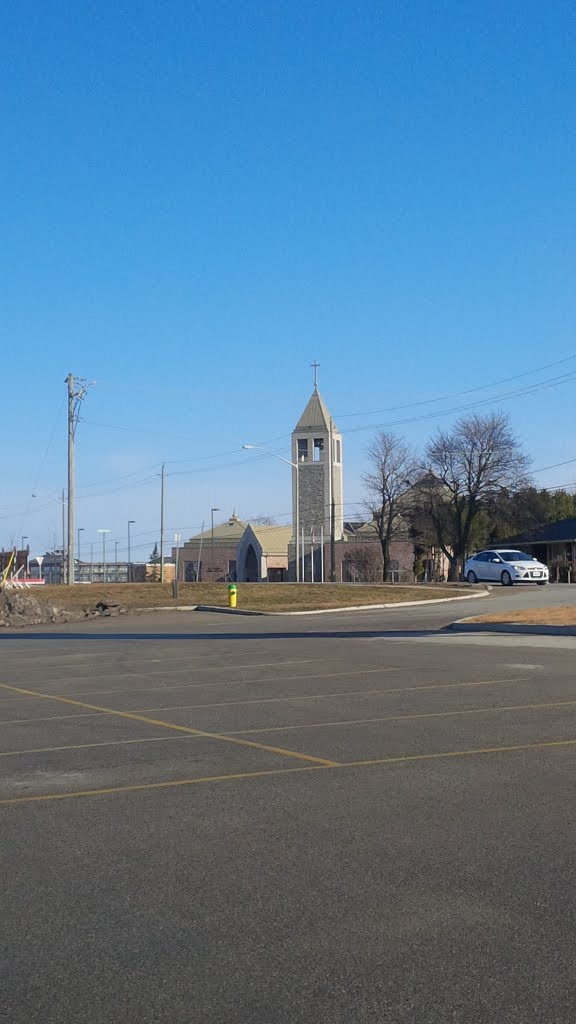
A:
[1,0,575,560]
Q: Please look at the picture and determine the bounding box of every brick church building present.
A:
[176,383,417,584]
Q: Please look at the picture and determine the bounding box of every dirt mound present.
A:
[0,590,127,628]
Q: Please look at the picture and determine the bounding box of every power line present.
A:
[532,457,576,475]
[58,357,576,494]
[342,369,576,436]
[336,354,576,419]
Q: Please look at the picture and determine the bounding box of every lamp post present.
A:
[127,520,135,582]
[174,532,181,596]
[210,507,220,581]
[77,528,84,582]
[21,536,28,579]
[97,529,110,583]
[242,445,301,582]
[60,489,66,583]
[31,492,65,581]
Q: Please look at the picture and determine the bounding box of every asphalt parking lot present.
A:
[1,586,576,1022]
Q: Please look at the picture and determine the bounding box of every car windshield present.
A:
[499,551,534,562]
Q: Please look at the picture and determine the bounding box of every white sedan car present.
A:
[465,549,549,587]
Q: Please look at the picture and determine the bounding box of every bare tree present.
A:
[363,432,419,582]
[251,514,276,526]
[343,544,382,583]
[421,411,531,580]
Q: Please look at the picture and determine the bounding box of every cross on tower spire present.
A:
[310,360,320,390]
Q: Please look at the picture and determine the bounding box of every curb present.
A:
[197,605,270,616]
[448,619,576,637]
[145,605,199,612]
[196,591,490,617]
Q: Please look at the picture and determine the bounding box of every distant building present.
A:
[27,556,176,585]
[497,517,576,582]
[236,524,293,582]
[28,552,65,584]
[168,387,424,584]
[176,514,246,582]
[291,386,344,547]
[1,548,30,579]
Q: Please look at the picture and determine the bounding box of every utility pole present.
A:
[160,463,166,583]
[65,373,90,586]
[197,521,205,581]
[174,532,181,598]
[127,520,135,583]
[211,507,220,580]
[98,529,110,583]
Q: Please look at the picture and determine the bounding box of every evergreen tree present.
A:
[148,542,161,582]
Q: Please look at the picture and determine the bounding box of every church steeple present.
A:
[294,389,335,432]
[291,378,344,578]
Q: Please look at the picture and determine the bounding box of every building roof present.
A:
[294,388,337,432]
[343,520,379,538]
[499,517,576,546]
[247,524,293,555]
[353,520,379,537]
[185,513,247,545]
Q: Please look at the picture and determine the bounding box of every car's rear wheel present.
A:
[501,570,513,587]
[537,580,548,586]
[467,570,477,584]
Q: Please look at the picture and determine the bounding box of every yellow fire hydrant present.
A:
[228,583,238,609]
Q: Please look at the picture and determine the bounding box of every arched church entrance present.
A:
[245,544,259,583]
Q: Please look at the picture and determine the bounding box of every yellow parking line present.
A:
[2,735,576,807]
[0,766,320,805]
[0,664,391,703]
[226,696,576,735]
[345,737,576,768]
[0,711,101,727]
[0,658,328,700]
[0,676,529,727]
[0,734,193,757]
[2,694,575,760]
[111,676,529,715]
[0,683,338,768]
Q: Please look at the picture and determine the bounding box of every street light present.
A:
[97,529,110,584]
[243,445,301,582]
[77,528,84,581]
[210,508,220,581]
[128,520,135,583]
[31,492,66,582]
[21,537,28,579]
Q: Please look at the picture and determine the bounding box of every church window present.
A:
[298,439,308,462]
[313,438,324,462]
[334,439,341,463]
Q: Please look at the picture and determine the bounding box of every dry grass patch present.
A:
[36,582,467,614]
[470,605,576,626]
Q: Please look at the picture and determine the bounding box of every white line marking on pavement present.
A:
[505,664,545,670]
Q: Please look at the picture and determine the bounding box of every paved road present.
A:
[1,584,575,1023]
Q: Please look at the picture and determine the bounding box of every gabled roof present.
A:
[246,524,293,555]
[185,514,246,545]
[294,389,337,432]
[354,520,379,537]
[499,517,576,546]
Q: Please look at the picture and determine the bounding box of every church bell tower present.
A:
[291,372,344,568]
